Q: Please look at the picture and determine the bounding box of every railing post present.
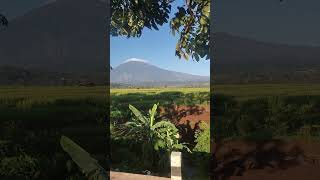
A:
[171,151,182,180]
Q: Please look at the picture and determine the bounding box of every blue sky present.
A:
[110,1,210,76]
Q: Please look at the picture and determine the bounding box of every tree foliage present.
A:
[0,14,8,29]
[111,0,210,61]
[170,0,210,60]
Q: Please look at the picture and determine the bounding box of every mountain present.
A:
[1,0,56,20]
[2,0,320,85]
[0,0,108,85]
[213,32,320,83]
[111,59,209,86]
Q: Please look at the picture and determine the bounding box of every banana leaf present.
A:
[60,136,108,180]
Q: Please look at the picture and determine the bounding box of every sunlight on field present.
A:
[0,86,107,99]
[111,87,209,95]
[214,84,320,100]
[2,84,320,100]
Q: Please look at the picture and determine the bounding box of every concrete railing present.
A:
[170,151,182,180]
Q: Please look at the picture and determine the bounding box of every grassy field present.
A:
[111,87,209,95]
[1,84,320,179]
[0,86,211,179]
[110,87,211,179]
[0,86,109,179]
[112,84,320,101]
[2,84,319,100]
[0,86,107,99]
[214,84,320,100]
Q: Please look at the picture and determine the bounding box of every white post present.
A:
[170,151,182,180]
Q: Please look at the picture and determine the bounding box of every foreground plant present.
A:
[116,103,189,151]
[60,103,189,176]
[193,121,210,153]
[114,103,190,169]
[60,136,108,180]
[0,153,40,180]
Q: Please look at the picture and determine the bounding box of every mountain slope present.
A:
[1,0,56,20]
[214,32,320,67]
[213,32,320,83]
[0,0,108,76]
[111,60,209,85]
[2,0,320,85]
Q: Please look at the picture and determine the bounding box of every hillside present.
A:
[111,59,209,86]
[213,32,320,83]
[0,0,108,85]
[2,0,320,85]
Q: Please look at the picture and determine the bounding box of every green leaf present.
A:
[151,22,159,30]
[129,104,148,124]
[149,103,158,127]
[60,136,107,178]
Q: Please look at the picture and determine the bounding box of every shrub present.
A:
[0,154,40,180]
[114,103,190,171]
[193,121,210,153]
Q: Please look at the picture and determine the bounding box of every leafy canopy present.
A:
[0,14,8,30]
[111,0,210,61]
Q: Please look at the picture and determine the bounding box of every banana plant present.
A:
[115,103,190,152]
[114,103,190,169]
[61,103,189,177]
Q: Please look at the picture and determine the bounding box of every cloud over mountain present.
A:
[122,58,150,64]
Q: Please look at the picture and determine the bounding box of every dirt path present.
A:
[160,104,210,145]
[212,139,320,180]
[110,171,169,180]
[160,104,210,127]
[230,165,320,180]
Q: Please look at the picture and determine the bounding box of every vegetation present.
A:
[60,136,108,180]
[113,104,190,173]
[211,85,320,179]
[110,88,210,178]
[115,104,189,152]
[0,86,210,179]
[0,88,107,179]
[4,83,319,178]
[213,93,320,141]
[193,121,210,153]
[0,154,40,180]
[213,84,320,101]
[0,14,8,30]
[111,0,210,60]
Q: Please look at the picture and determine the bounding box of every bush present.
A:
[193,121,210,153]
[214,95,320,140]
[0,154,40,180]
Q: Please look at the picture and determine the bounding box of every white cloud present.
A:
[123,58,150,64]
